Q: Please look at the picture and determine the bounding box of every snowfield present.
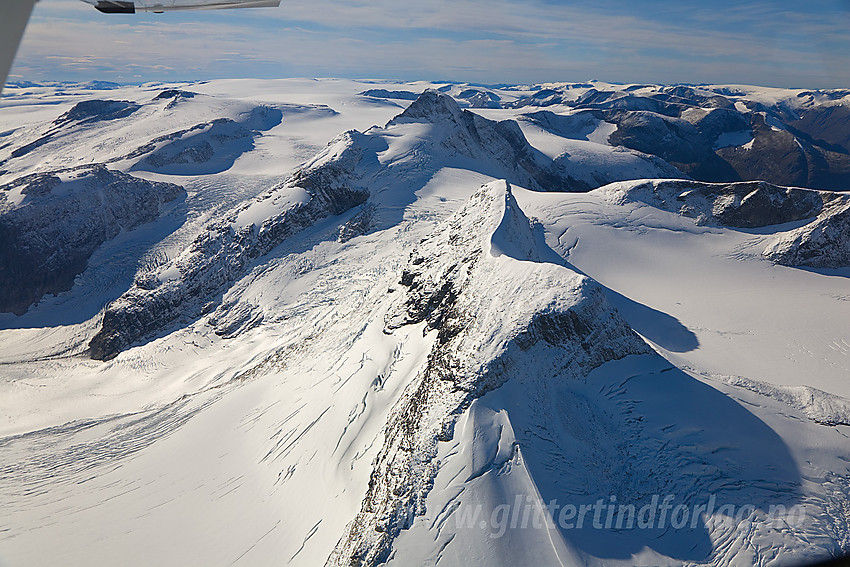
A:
[0,78,849,567]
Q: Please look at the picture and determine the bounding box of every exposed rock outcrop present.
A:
[601,179,830,228]
[763,198,850,268]
[0,165,184,315]
[599,178,850,268]
[385,90,586,191]
[88,131,371,360]
[327,181,651,566]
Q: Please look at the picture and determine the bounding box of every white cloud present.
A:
[9,0,850,87]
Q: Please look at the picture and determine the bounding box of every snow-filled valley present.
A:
[0,78,849,566]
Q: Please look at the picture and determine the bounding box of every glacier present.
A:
[0,78,849,567]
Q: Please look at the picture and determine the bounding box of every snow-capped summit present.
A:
[0,165,183,315]
[87,89,612,360]
[378,89,586,192]
[330,180,651,566]
[0,79,849,567]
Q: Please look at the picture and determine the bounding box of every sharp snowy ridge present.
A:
[0,79,849,567]
[330,181,650,565]
[88,129,371,360]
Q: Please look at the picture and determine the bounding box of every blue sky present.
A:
[10,0,850,88]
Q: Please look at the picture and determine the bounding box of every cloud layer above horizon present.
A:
[10,0,850,88]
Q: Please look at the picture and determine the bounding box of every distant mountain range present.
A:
[0,79,848,567]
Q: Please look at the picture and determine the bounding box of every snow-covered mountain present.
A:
[1,78,849,567]
[0,165,183,315]
[505,82,850,191]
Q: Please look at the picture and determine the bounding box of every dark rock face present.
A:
[88,131,371,360]
[716,115,809,188]
[0,165,184,315]
[9,100,142,160]
[613,179,830,228]
[153,89,196,101]
[608,111,706,163]
[153,90,197,109]
[790,104,850,151]
[764,199,850,268]
[515,84,850,191]
[601,109,741,182]
[359,89,420,100]
[699,182,823,228]
[693,107,751,141]
[337,203,376,243]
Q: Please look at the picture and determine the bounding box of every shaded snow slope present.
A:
[516,185,850,399]
[387,354,848,567]
[764,198,850,268]
[1,79,850,567]
[328,180,651,566]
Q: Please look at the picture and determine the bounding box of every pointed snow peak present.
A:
[338,179,651,566]
[390,89,466,126]
[384,180,556,333]
[443,179,542,262]
[486,181,543,262]
[381,92,583,192]
[425,180,537,258]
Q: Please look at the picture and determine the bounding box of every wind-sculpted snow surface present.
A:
[3,80,850,567]
[0,165,184,315]
[327,181,651,566]
[599,179,850,267]
[88,131,370,360]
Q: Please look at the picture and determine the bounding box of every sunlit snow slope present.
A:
[0,78,849,567]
